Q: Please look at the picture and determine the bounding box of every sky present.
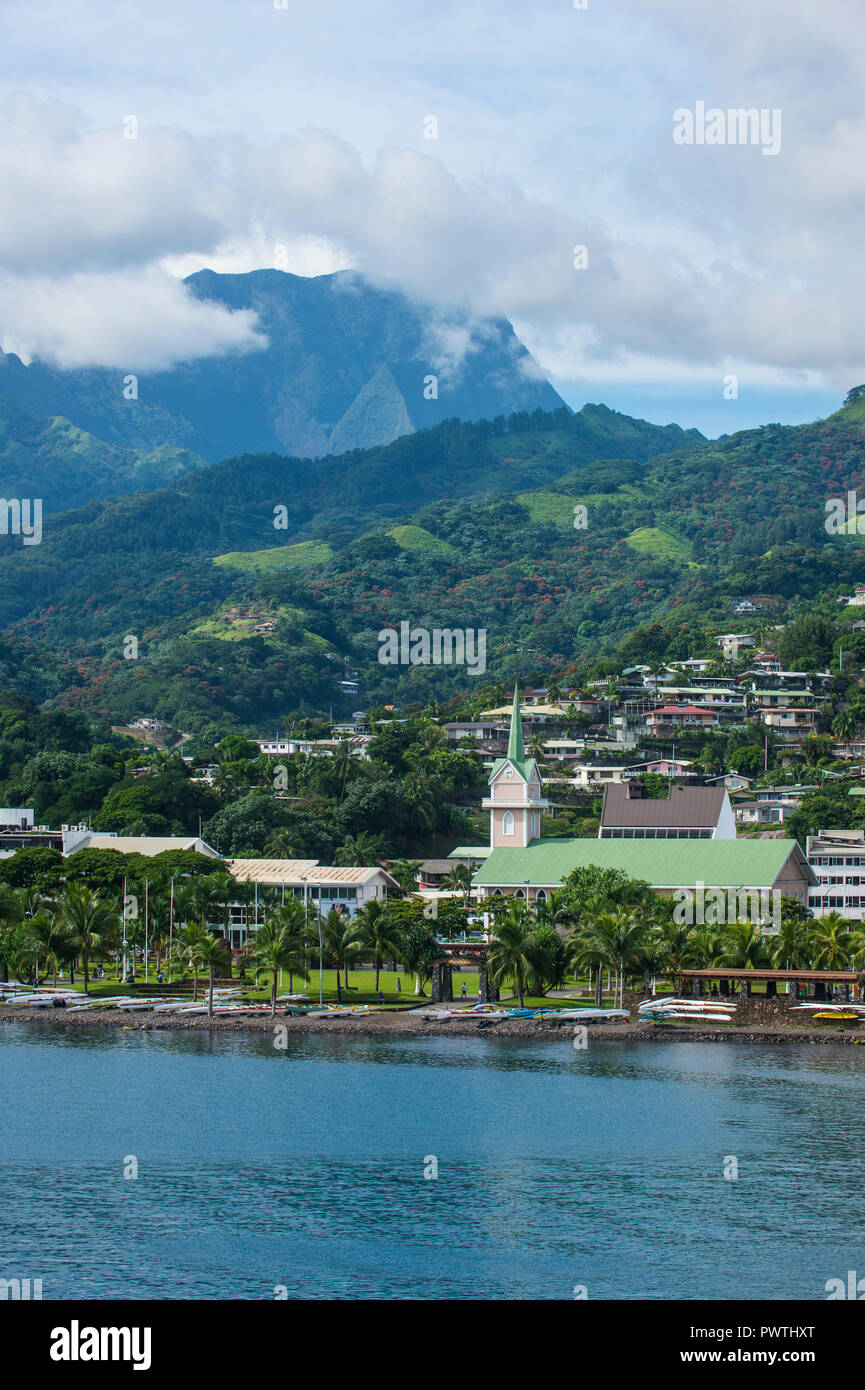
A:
[1,0,863,435]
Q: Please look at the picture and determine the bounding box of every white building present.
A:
[806,829,865,920]
[223,858,401,946]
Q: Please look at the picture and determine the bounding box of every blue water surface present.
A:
[1,1023,863,1300]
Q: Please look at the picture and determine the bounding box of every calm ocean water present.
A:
[1,1023,863,1300]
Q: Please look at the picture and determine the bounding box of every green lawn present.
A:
[28,966,635,1010]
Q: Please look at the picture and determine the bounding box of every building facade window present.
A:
[502,811,514,836]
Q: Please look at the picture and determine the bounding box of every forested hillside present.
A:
[1,396,863,733]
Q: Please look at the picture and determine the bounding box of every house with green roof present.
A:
[472,688,815,907]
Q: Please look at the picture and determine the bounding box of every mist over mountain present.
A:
[0,268,568,465]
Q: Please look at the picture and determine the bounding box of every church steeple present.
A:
[507,682,525,768]
[481,682,549,848]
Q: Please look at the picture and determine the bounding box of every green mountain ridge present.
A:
[0,394,204,515]
[0,268,569,466]
[1,397,862,733]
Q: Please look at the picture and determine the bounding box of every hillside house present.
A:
[598,782,736,840]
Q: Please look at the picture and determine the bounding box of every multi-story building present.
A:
[806,829,865,920]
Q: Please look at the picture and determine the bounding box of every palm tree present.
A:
[333,832,387,867]
[331,740,356,799]
[265,899,309,993]
[319,908,359,1001]
[191,934,232,1017]
[769,914,810,971]
[230,878,257,947]
[386,860,422,893]
[170,921,211,1000]
[251,917,308,1014]
[444,864,472,905]
[716,921,769,980]
[527,734,547,764]
[353,900,402,991]
[26,907,70,988]
[568,907,646,1008]
[0,884,23,983]
[263,829,298,859]
[654,918,699,988]
[832,709,857,742]
[58,885,120,995]
[488,901,544,1007]
[807,912,851,971]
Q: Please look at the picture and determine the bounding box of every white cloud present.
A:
[0,266,266,370]
[0,1,864,414]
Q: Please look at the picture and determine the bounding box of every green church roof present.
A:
[472,837,815,889]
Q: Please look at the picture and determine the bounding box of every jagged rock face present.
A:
[0,268,567,465]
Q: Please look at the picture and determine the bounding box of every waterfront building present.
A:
[472,693,814,908]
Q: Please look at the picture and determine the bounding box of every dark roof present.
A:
[680,969,860,982]
[600,782,727,829]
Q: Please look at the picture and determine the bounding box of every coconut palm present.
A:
[846,928,865,975]
[263,828,299,859]
[654,918,699,987]
[333,832,387,867]
[265,899,309,993]
[527,734,547,763]
[488,900,545,1007]
[331,740,356,799]
[191,934,232,1017]
[170,921,211,1000]
[832,709,857,742]
[58,885,120,995]
[25,906,70,988]
[353,899,402,991]
[444,864,472,904]
[0,884,23,983]
[319,908,360,1001]
[716,920,769,975]
[807,912,852,971]
[385,860,422,893]
[251,917,308,1014]
[569,907,646,1007]
[769,913,811,971]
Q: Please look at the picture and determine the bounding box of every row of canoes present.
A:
[418,1003,630,1025]
[638,997,738,1025]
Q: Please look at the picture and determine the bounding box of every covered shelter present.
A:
[678,967,863,1002]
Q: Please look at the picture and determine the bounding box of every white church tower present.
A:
[482,684,549,849]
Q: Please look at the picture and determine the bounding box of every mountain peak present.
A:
[0,268,567,463]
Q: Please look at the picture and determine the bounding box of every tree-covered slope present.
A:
[5,397,863,733]
[0,395,204,515]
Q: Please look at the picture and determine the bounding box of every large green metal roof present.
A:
[472,837,815,889]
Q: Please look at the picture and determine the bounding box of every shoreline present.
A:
[2,1004,864,1046]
